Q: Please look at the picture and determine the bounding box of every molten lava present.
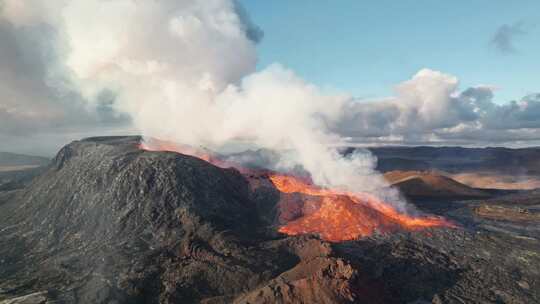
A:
[268,175,454,242]
[139,139,454,242]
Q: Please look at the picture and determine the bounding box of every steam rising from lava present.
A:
[140,140,454,242]
[269,174,454,241]
[2,0,403,207]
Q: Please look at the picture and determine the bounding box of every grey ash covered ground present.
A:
[0,137,538,303]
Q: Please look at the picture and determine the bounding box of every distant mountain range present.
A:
[365,146,540,175]
[0,152,49,170]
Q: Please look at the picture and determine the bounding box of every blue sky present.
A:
[240,0,539,103]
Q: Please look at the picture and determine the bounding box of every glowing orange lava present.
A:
[268,175,455,242]
[139,139,455,242]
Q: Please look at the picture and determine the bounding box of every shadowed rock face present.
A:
[0,136,539,303]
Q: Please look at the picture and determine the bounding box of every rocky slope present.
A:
[0,137,367,303]
[0,137,538,303]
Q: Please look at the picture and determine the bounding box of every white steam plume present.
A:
[1,0,402,205]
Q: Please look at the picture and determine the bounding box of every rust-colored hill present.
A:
[385,170,490,198]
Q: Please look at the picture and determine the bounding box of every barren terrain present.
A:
[0,138,538,303]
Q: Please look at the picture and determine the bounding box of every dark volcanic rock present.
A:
[0,137,356,303]
[337,228,540,304]
[0,136,539,303]
[0,137,274,302]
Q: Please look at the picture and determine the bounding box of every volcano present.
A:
[140,138,453,243]
[0,137,538,303]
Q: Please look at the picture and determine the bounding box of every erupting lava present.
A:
[269,174,454,242]
[139,139,454,242]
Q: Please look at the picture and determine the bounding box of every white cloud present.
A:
[338,70,540,145]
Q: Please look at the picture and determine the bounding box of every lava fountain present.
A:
[139,139,455,242]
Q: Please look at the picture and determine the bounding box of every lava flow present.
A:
[269,174,455,242]
[139,139,455,242]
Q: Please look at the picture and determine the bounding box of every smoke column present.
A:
[1,0,403,207]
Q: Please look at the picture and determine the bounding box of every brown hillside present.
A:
[385,170,490,198]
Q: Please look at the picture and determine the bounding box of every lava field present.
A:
[0,137,539,303]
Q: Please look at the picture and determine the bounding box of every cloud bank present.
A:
[338,70,540,146]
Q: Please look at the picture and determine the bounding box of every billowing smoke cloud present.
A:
[61,0,395,197]
[338,69,540,146]
[0,0,396,202]
[0,1,130,155]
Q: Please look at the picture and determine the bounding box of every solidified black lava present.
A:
[0,136,539,303]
